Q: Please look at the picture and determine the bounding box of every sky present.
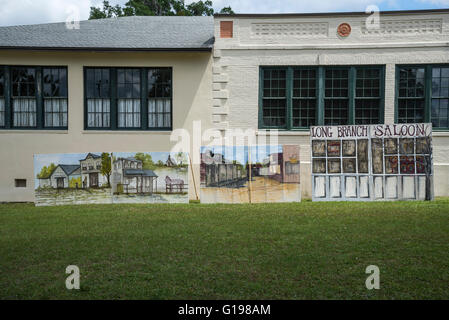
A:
[201,145,282,164]
[0,0,448,27]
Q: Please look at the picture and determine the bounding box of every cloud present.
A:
[0,0,447,27]
[0,0,111,26]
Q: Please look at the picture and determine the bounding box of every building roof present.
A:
[53,165,81,176]
[0,16,214,51]
[82,153,101,161]
[116,157,141,163]
[124,169,158,177]
[215,8,449,18]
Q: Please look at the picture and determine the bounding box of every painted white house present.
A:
[80,153,108,188]
[49,164,81,189]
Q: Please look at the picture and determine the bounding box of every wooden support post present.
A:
[189,154,199,201]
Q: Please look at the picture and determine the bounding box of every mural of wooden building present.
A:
[111,157,158,194]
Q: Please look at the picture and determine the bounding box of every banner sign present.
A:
[34,152,189,206]
[310,124,433,201]
[200,145,301,204]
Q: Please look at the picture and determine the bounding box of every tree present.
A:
[175,152,188,166]
[219,6,235,14]
[89,1,124,19]
[186,1,214,16]
[37,163,57,179]
[89,0,234,19]
[135,152,156,170]
[69,177,82,189]
[101,153,112,187]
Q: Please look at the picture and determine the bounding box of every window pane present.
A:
[148,98,171,128]
[0,98,5,127]
[324,68,349,125]
[355,67,382,125]
[43,68,68,128]
[292,68,317,128]
[148,68,172,129]
[261,69,287,128]
[86,68,110,98]
[431,67,449,128]
[397,67,426,124]
[87,99,111,128]
[11,68,37,127]
[12,67,35,97]
[0,68,4,97]
[13,98,36,127]
[118,99,141,128]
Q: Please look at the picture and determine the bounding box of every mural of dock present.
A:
[200,145,301,204]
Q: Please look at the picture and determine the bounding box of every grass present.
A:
[0,199,448,300]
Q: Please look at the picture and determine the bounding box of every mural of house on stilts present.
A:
[111,152,189,204]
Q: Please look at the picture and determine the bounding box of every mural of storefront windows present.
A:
[34,152,112,206]
[111,152,189,204]
[310,123,433,201]
[200,145,301,204]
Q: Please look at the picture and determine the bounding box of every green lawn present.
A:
[1,200,448,300]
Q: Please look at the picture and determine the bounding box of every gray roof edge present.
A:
[0,46,213,52]
[214,8,449,18]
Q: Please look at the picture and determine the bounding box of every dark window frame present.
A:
[395,64,449,131]
[0,65,68,130]
[83,67,173,131]
[42,67,69,129]
[259,65,385,130]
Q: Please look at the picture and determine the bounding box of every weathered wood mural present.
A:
[310,123,434,201]
[200,145,301,204]
[34,152,189,206]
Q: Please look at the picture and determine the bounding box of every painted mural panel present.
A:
[200,145,301,204]
[35,151,189,206]
[111,152,189,204]
[310,123,434,201]
[34,152,112,206]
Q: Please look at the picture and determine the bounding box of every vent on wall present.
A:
[15,179,26,188]
[220,21,233,38]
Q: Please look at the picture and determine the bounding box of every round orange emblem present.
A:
[337,23,351,37]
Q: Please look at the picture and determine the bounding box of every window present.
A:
[397,65,449,130]
[0,66,68,130]
[43,68,68,128]
[397,67,426,124]
[12,67,37,127]
[15,179,27,188]
[259,66,385,130]
[261,68,287,128]
[355,68,382,124]
[0,68,4,127]
[324,68,349,125]
[431,67,449,129]
[148,68,172,129]
[292,69,316,128]
[118,69,141,128]
[84,67,172,130]
[86,68,111,128]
